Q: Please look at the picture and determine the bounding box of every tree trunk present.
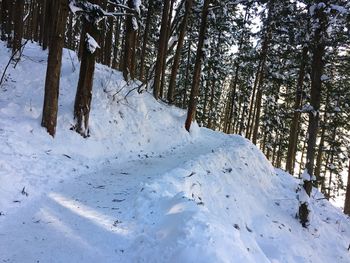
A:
[41,0,69,137]
[314,93,330,187]
[245,59,262,139]
[251,10,273,144]
[167,0,193,103]
[299,3,327,227]
[12,0,25,56]
[112,17,121,69]
[103,3,114,66]
[122,0,138,81]
[139,0,153,82]
[159,0,175,98]
[153,0,171,99]
[182,38,192,108]
[6,0,14,47]
[286,46,308,174]
[42,0,53,50]
[0,0,9,41]
[344,159,350,215]
[184,0,211,132]
[74,14,99,137]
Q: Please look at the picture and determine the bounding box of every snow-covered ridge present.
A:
[0,42,349,263]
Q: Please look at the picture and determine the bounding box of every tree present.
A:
[298,2,328,227]
[73,0,102,137]
[153,0,171,100]
[12,0,24,56]
[285,47,308,174]
[185,0,211,132]
[139,0,154,82]
[122,0,139,81]
[344,160,350,215]
[41,0,69,136]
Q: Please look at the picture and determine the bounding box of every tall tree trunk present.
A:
[226,66,239,133]
[0,0,9,41]
[202,68,212,124]
[139,0,153,82]
[245,59,262,139]
[159,0,175,98]
[38,0,45,46]
[112,17,121,69]
[167,0,193,103]
[298,138,307,178]
[344,159,350,215]
[314,92,330,187]
[286,46,308,174]
[122,0,138,80]
[251,2,274,144]
[12,0,25,56]
[153,0,171,99]
[226,6,250,133]
[327,149,335,199]
[42,0,53,50]
[34,0,40,41]
[184,0,211,132]
[207,78,216,129]
[74,8,100,137]
[6,0,14,47]
[299,3,327,227]
[103,3,114,66]
[41,0,69,136]
[182,39,192,108]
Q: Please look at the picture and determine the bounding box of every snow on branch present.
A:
[295,103,318,117]
[69,0,139,23]
[86,33,100,54]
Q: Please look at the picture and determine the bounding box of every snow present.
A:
[330,4,348,15]
[0,42,350,263]
[321,74,330,81]
[132,17,138,31]
[69,1,84,14]
[133,0,142,15]
[86,33,100,53]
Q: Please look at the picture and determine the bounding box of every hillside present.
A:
[0,42,349,263]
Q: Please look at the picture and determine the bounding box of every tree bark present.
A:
[12,0,25,56]
[103,3,114,66]
[153,0,171,99]
[139,0,153,82]
[182,38,192,108]
[344,159,350,215]
[299,3,327,227]
[42,0,53,50]
[41,0,69,137]
[286,46,308,174]
[0,0,9,41]
[74,8,100,137]
[5,0,14,47]
[167,0,193,103]
[185,0,211,132]
[251,1,274,144]
[122,0,138,80]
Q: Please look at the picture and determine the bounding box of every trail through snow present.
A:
[0,131,227,263]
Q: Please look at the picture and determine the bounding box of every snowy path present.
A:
[0,131,228,263]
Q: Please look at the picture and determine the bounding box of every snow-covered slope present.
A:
[0,42,349,263]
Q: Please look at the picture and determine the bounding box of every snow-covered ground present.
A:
[0,42,349,263]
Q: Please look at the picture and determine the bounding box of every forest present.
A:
[0,0,350,249]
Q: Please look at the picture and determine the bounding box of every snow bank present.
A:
[130,134,350,263]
